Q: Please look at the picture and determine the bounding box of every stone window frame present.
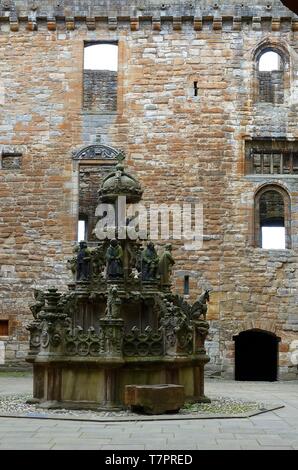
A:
[0,319,9,338]
[82,40,124,115]
[245,138,298,175]
[72,144,118,243]
[254,183,291,249]
[0,150,23,170]
[252,40,290,105]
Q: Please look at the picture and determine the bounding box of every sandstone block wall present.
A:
[0,0,297,378]
[83,70,117,112]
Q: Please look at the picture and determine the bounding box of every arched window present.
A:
[83,43,118,112]
[254,185,291,249]
[255,48,286,104]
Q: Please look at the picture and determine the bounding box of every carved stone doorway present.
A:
[233,329,280,381]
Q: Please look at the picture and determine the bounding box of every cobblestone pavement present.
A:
[0,376,297,450]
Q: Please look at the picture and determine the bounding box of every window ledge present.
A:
[252,247,294,255]
[245,174,298,179]
[81,111,117,116]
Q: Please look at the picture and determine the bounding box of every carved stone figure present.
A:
[106,239,123,279]
[141,242,159,281]
[77,241,91,281]
[90,242,106,278]
[67,245,79,276]
[106,285,122,319]
[191,289,210,321]
[29,289,45,319]
[158,244,175,286]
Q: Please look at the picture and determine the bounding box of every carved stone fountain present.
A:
[26,151,211,410]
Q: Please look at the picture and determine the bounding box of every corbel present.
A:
[193,17,202,31]
[86,17,96,30]
[173,17,182,31]
[130,17,139,31]
[233,16,242,31]
[213,17,222,30]
[27,19,37,31]
[271,17,281,32]
[108,16,117,30]
[252,16,261,31]
[152,17,161,31]
[66,16,75,31]
[291,18,298,32]
[9,16,19,31]
[47,17,57,31]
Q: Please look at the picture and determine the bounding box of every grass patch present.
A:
[0,371,32,378]
[180,398,261,415]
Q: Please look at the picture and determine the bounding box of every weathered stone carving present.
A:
[141,241,159,281]
[158,244,175,288]
[123,326,163,357]
[106,285,121,318]
[191,289,210,321]
[106,239,123,279]
[90,242,106,280]
[98,151,143,202]
[29,289,45,319]
[76,241,91,281]
[72,144,118,160]
[26,155,211,409]
[158,294,193,355]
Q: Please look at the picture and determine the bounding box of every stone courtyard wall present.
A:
[0,0,297,378]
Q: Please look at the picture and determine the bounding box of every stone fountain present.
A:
[26,151,211,410]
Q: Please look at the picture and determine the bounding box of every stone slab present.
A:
[124,384,185,415]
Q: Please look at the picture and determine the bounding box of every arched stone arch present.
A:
[252,38,291,104]
[72,144,120,161]
[233,328,281,381]
[232,320,278,336]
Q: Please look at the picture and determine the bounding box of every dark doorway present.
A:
[233,329,280,381]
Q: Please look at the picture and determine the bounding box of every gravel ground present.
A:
[0,394,268,419]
